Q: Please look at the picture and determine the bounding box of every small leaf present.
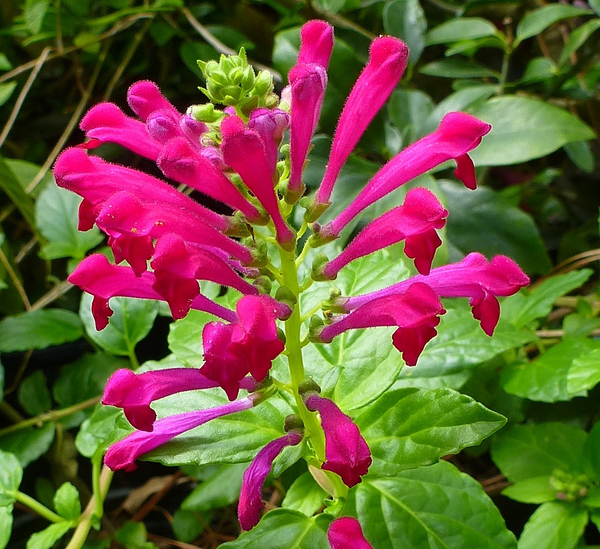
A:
[0,423,55,467]
[564,141,595,173]
[420,57,499,78]
[181,463,247,512]
[356,388,506,474]
[0,54,12,71]
[383,0,427,65]
[501,476,556,504]
[0,450,22,505]
[53,482,80,522]
[0,82,17,107]
[24,0,50,34]
[426,17,499,45]
[172,509,205,542]
[282,472,328,517]
[517,502,587,549]
[75,405,124,458]
[18,371,52,416]
[0,156,36,227]
[583,420,600,481]
[559,19,600,66]
[0,309,82,352]
[515,5,594,45]
[0,506,13,549]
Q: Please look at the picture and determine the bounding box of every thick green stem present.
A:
[279,247,326,461]
[13,491,64,523]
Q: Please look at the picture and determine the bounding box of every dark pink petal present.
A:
[105,396,258,471]
[80,103,162,160]
[127,80,179,122]
[322,188,447,278]
[328,518,373,549]
[238,431,303,530]
[304,394,371,487]
[146,109,183,144]
[298,20,334,68]
[315,37,409,207]
[288,64,327,195]
[107,232,154,276]
[248,108,289,175]
[179,114,208,145]
[158,137,263,222]
[325,112,492,235]
[320,283,445,366]
[221,116,295,246]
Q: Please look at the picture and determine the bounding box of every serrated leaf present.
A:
[469,96,595,166]
[502,270,592,327]
[219,510,330,549]
[501,476,556,504]
[0,423,55,467]
[18,371,52,416]
[426,17,499,45]
[383,0,427,65]
[518,502,587,549]
[441,180,552,275]
[281,472,328,517]
[491,423,586,482]
[515,5,594,45]
[0,506,13,549]
[0,309,82,352]
[0,451,22,505]
[502,338,600,402]
[26,521,71,549]
[352,461,517,548]
[53,482,80,522]
[355,388,505,475]
[80,294,158,356]
[181,463,247,512]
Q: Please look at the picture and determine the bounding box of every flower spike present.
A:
[328,518,374,549]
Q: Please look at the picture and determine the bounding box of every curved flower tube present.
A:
[328,517,373,549]
[297,20,334,68]
[127,80,179,122]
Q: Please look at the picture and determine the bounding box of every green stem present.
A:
[14,491,64,523]
[92,454,103,519]
[279,247,326,461]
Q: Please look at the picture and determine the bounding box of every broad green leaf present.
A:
[502,338,600,402]
[282,472,328,517]
[501,476,556,504]
[0,450,22,505]
[518,502,587,549]
[220,510,330,549]
[24,0,50,34]
[521,57,557,84]
[564,141,595,173]
[388,89,435,144]
[181,463,247,512]
[0,309,82,352]
[0,423,55,467]
[469,96,595,166]
[0,155,36,227]
[18,371,52,416]
[515,5,594,45]
[502,270,592,327]
[583,421,600,481]
[352,461,517,548]
[80,294,158,356]
[75,405,123,458]
[426,17,499,45]
[313,0,345,12]
[383,0,427,65]
[26,521,71,549]
[35,184,103,260]
[114,521,150,548]
[591,0,600,15]
[5,159,53,198]
[441,180,552,275]
[559,19,600,66]
[420,57,499,78]
[491,423,586,482]
[145,390,292,466]
[0,53,12,70]
[168,309,213,368]
[53,482,80,522]
[0,82,17,107]
[172,509,205,542]
[0,506,12,549]
[355,388,505,475]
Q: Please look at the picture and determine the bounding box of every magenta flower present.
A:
[304,393,371,487]
[319,283,445,366]
[297,20,334,68]
[105,395,259,472]
[320,188,448,278]
[248,108,289,175]
[328,518,373,549]
[238,430,303,530]
[127,80,179,122]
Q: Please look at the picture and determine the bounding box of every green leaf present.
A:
[80,294,158,356]
[442,180,552,275]
[420,57,499,78]
[501,476,556,504]
[172,509,205,542]
[515,5,594,45]
[559,19,600,66]
[53,482,80,522]
[5,159,53,198]
[0,54,12,71]
[0,155,36,227]
[0,506,13,549]
[26,522,72,549]
[219,510,330,549]
[388,89,435,145]
[491,423,587,482]
[564,141,595,173]
[502,270,592,328]
[24,0,50,34]
[502,338,600,402]
[181,463,247,512]
[383,0,427,65]
[0,309,83,352]
[0,82,17,107]
[469,96,596,166]
[356,388,505,475]
[0,450,22,505]
[426,17,499,45]
[281,472,328,517]
[518,502,587,549]
[35,184,104,260]
[582,420,600,481]
[75,405,123,458]
[114,521,152,549]
[352,461,517,548]
[0,423,55,467]
[18,371,52,416]
[168,309,213,369]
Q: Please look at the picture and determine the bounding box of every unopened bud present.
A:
[298,377,321,396]
[284,414,304,432]
[311,253,330,281]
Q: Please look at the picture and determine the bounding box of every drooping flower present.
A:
[303,393,371,487]
[328,517,374,549]
[238,430,303,530]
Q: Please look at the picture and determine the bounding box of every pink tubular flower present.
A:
[320,283,445,366]
[304,393,371,488]
[322,112,492,235]
[298,20,334,68]
[127,80,179,122]
[328,518,373,549]
[321,188,448,278]
[105,395,260,472]
[313,36,409,210]
[248,108,289,175]
[342,253,530,337]
[238,430,303,530]
[221,116,295,246]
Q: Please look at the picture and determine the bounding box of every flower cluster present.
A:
[57,18,529,542]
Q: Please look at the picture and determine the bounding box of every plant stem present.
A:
[13,491,64,523]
